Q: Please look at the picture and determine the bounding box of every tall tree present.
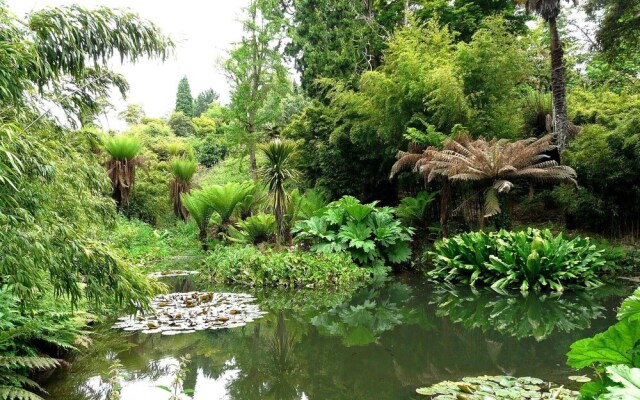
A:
[118,103,145,125]
[224,0,289,180]
[193,88,219,117]
[585,0,640,58]
[518,0,577,152]
[175,76,194,116]
[285,0,385,95]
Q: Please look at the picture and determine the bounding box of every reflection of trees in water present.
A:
[388,285,629,389]
[43,282,630,400]
[432,287,607,341]
[310,281,417,346]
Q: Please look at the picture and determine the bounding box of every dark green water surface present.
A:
[43,275,630,399]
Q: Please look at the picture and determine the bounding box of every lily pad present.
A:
[416,376,579,399]
[148,270,199,278]
[112,292,266,335]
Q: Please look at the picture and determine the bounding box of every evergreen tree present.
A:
[175,76,194,116]
[193,88,219,117]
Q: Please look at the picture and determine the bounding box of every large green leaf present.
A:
[600,365,640,399]
[618,288,640,322]
[567,319,640,369]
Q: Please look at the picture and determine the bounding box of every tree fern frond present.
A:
[0,386,45,400]
[0,357,59,370]
[484,188,501,218]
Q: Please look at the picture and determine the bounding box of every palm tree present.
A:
[259,139,299,241]
[391,134,577,228]
[103,136,143,211]
[518,0,579,152]
[169,158,198,221]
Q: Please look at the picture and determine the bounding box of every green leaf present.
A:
[567,319,640,369]
[600,365,640,399]
[618,288,640,322]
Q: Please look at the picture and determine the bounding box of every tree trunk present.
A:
[199,229,208,251]
[403,0,409,26]
[549,18,569,154]
[249,142,257,181]
[439,180,450,238]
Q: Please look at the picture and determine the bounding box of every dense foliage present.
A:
[293,196,414,266]
[428,229,606,292]
[203,245,369,287]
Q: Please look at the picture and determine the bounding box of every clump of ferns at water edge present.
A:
[427,228,606,292]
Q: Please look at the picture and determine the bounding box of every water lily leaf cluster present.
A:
[112,292,266,335]
[428,228,606,292]
[416,375,579,399]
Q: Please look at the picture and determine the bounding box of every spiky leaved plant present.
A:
[203,182,255,232]
[259,139,300,242]
[104,136,143,211]
[182,182,254,249]
[391,134,577,228]
[182,189,214,250]
[228,214,276,244]
[169,158,198,221]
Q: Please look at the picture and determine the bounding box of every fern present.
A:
[228,214,276,244]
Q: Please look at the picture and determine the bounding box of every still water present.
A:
[44,275,630,399]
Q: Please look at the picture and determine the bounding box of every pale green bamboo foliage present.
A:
[259,139,300,241]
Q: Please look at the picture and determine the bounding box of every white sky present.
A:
[9,0,251,130]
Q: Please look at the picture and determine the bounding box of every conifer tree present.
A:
[175,76,194,116]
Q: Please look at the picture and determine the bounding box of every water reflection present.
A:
[431,286,616,341]
[44,279,630,400]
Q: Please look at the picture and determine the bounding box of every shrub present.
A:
[123,159,172,225]
[428,228,606,292]
[202,245,370,287]
[168,111,195,137]
[396,191,438,229]
[292,196,414,266]
[194,135,227,167]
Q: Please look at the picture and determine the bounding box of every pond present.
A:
[43,274,631,400]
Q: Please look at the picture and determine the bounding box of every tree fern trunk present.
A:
[249,142,257,181]
[549,17,569,153]
[199,229,208,251]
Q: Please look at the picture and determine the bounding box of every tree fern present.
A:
[391,134,577,227]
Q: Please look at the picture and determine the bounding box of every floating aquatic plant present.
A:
[416,375,579,399]
[112,292,266,335]
[147,270,199,278]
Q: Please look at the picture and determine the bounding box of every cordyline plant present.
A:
[104,136,144,210]
[169,158,198,221]
[391,134,577,228]
[259,138,299,242]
